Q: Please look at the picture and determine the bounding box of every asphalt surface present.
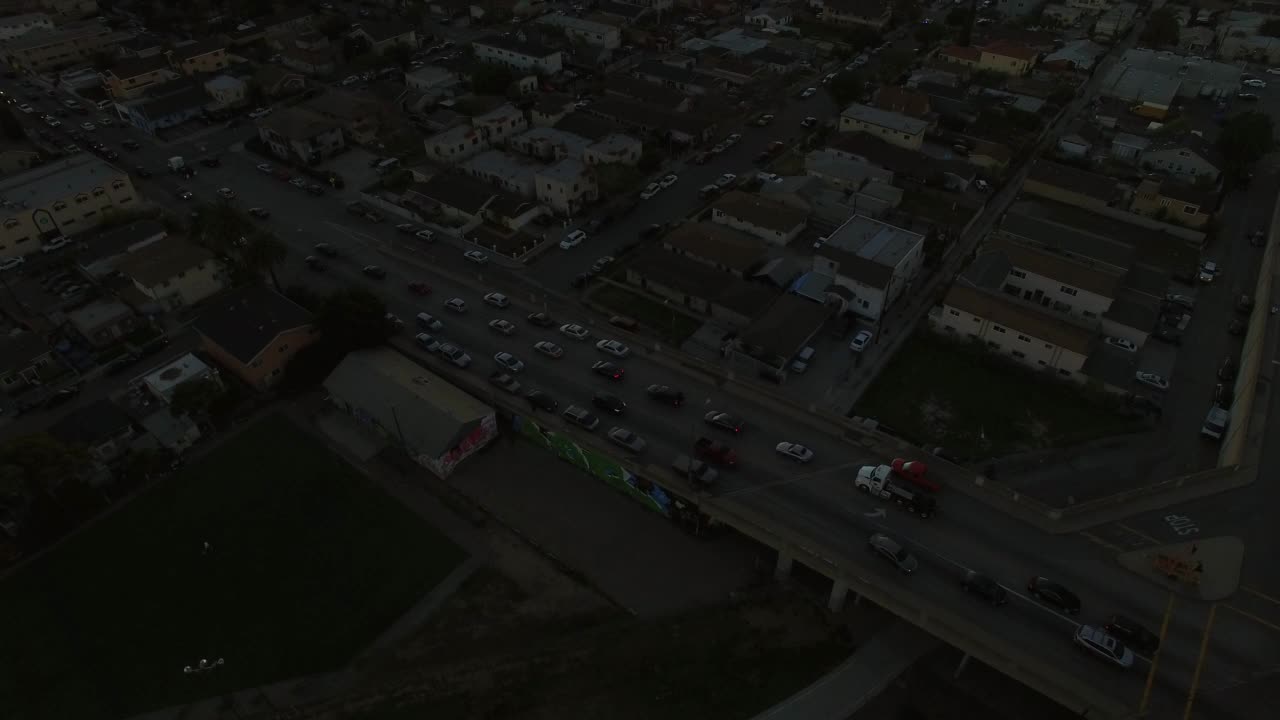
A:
[3,42,1276,720]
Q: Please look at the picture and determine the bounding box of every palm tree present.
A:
[240,230,289,291]
[195,202,249,255]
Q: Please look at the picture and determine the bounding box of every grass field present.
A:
[0,413,465,720]
[855,332,1145,458]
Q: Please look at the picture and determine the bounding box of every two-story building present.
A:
[102,54,178,100]
[120,79,210,135]
[0,20,123,72]
[821,0,892,30]
[813,214,924,321]
[979,41,1039,75]
[116,237,225,311]
[0,154,138,260]
[168,38,229,75]
[0,13,53,41]
[1130,179,1216,229]
[535,13,621,49]
[256,106,345,164]
[302,90,381,144]
[348,21,417,55]
[473,102,528,146]
[203,74,247,110]
[424,123,487,164]
[584,133,642,166]
[744,7,793,27]
[535,158,597,215]
[1022,159,1123,212]
[194,285,317,391]
[1143,134,1224,183]
[933,285,1092,380]
[710,191,807,246]
[463,150,538,196]
[839,103,928,150]
[473,35,563,74]
[976,236,1120,321]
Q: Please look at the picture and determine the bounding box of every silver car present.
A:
[868,533,918,574]
[607,427,647,453]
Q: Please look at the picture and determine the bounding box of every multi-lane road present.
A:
[3,51,1277,720]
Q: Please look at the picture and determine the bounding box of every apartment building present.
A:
[0,154,138,260]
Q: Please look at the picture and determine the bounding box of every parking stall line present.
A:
[1220,603,1280,635]
[1242,585,1280,608]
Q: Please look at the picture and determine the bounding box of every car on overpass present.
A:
[1073,626,1135,668]
[867,533,918,574]
[1027,577,1081,615]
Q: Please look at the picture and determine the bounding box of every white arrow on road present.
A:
[864,508,886,519]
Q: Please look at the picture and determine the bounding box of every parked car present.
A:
[867,533,918,573]
[408,281,431,296]
[488,319,517,336]
[483,292,510,308]
[464,250,488,265]
[849,329,873,352]
[1104,337,1137,352]
[444,297,467,313]
[591,360,625,380]
[595,339,629,358]
[561,229,587,249]
[694,437,737,467]
[606,425,647,453]
[559,323,590,340]
[1135,371,1169,391]
[1027,576,1081,614]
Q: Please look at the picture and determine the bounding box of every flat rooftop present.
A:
[823,215,924,270]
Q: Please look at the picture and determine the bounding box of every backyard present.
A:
[855,332,1146,459]
[0,413,464,720]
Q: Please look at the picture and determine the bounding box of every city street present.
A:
[3,41,1277,718]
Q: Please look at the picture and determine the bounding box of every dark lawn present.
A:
[590,283,703,345]
[855,332,1145,458]
[0,413,464,720]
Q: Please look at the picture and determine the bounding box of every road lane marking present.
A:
[1115,522,1162,545]
[1080,531,1125,553]
[1242,585,1280,607]
[1220,603,1280,634]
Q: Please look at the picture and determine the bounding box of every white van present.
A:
[1201,406,1229,440]
[375,157,400,175]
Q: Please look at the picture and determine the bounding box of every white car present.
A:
[489,319,517,336]
[608,427,648,454]
[217,187,236,199]
[1244,78,1267,88]
[1135,371,1169,391]
[396,223,415,233]
[439,343,472,368]
[800,116,818,128]
[1268,68,1280,75]
[534,340,564,358]
[711,142,729,154]
[715,173,737,188]
[560,229,586,249]
[16,103,33,114]
[44,117,60,128]
[1198,261,1218,283]
[484,292,510,308]
[849,329,873,352]
[494,351,525,373]
[659,174,678,188]
[415,333,441,352]
[822,72,837,84]
[0,256,25,271]
[444,297,467,313]
[80,122,95,131]
[289,177,308,189]
[415,229,435,242]
[1104,337,1137,352]
[41,237,71,253]
[725,133,742,146]
[640,182,661,199]
[464,250,488,265]
[757,172,782,183]
[559,323,590,340]
[248,107,272,119]
[800,87,816,98]
[596,339,630,358]
[256,163,273,173]
[775,442,814,463]
[1074,626,1135,668]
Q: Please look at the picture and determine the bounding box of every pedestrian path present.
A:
[752,622,937,720]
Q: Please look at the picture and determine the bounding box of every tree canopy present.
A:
[827,70,870,107]
[1139,9,1179,46]
[1218,111,1275,174]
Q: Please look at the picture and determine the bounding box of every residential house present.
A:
[0,143,41,175]
[0,20,123,72]
[252,65,307,99]
[66,298,139,348]
[1093,3,1139,44]
[193,286,318,391]
[839,103,928,151]
[473,35,563,74]
[932,285,1092,379]
[813,214,924,321]
[463,150,538,196]
[973,236,1121,321]
[1057,133,1092,158]
[280,44,335,76]
[662,222,768,278]
[826,132,974,189]
[1110,132,1149,164]
[1130,179,1216,229]
[1022,159,1123,211]
[349,21,416,55]
[0,331,59,394]
[203,74,247,110]
[536,13,621,49]
[968,139,1012,173]
[624,247,778,329]
[979,41,1038,75]
[710,191,807,246]
[424,123,487,164]
[604,75,690,112]
[75,219,168,278]
[257,106,345,164]
[632,59,710,95]
[121,79,210,135]
[744,7,793,27]
[584,133,642,166]
[473,102,529,146]
[116,32,164,59]
[535,157,597,215]
[1143,135,1223,183]
[0,13,52,41]
[803,148,895,191]
[873,85,931,119]
[821,0,892,30]
[116,237,225,310]
[0,154,138,261]
[405,65,458,93]
[403,174,498,224]
[303,90,381,144]
[996,0,1042,17]
[48,399,135,464]
[102,55,179,100]
[168,38,229,76]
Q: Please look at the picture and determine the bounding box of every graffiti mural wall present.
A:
[513,415,674,517]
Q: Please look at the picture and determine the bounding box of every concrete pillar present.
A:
[954,652,972,680]
[828,580,849,612]
[774,550,794,582]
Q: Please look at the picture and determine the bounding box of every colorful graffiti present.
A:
[513,415,673,517]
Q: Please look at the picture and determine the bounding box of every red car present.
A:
[694,436,737,468]
[408,281,431,296]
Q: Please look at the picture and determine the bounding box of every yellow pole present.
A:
[1182,603,1218,720]
[1139,591,1177,716]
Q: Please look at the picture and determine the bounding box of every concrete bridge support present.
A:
[775,549,793,581]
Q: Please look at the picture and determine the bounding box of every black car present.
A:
[43,384,82,409]
[526,389,558,412]
[591,360,624,380]
[304,255,326,271]
[592,391,626,415]
[640,223,666,239]
[313,242,338,257]
[248,207,271,219]
[362,265,387,279]
[961,570,1008,607]
[200,156,221,168]
[1027,576,1081,614]
[104,353,140,376]
[174,187,193,200]
[103,150,118,160]
[122,140,140,150]
[1104,614,1159,654]
[526,311,555,328]
[1151,326,1182,345]
[645,384,685,407]
[704,411,744,434]
[305,183,325,196]
[570,272,591,289]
